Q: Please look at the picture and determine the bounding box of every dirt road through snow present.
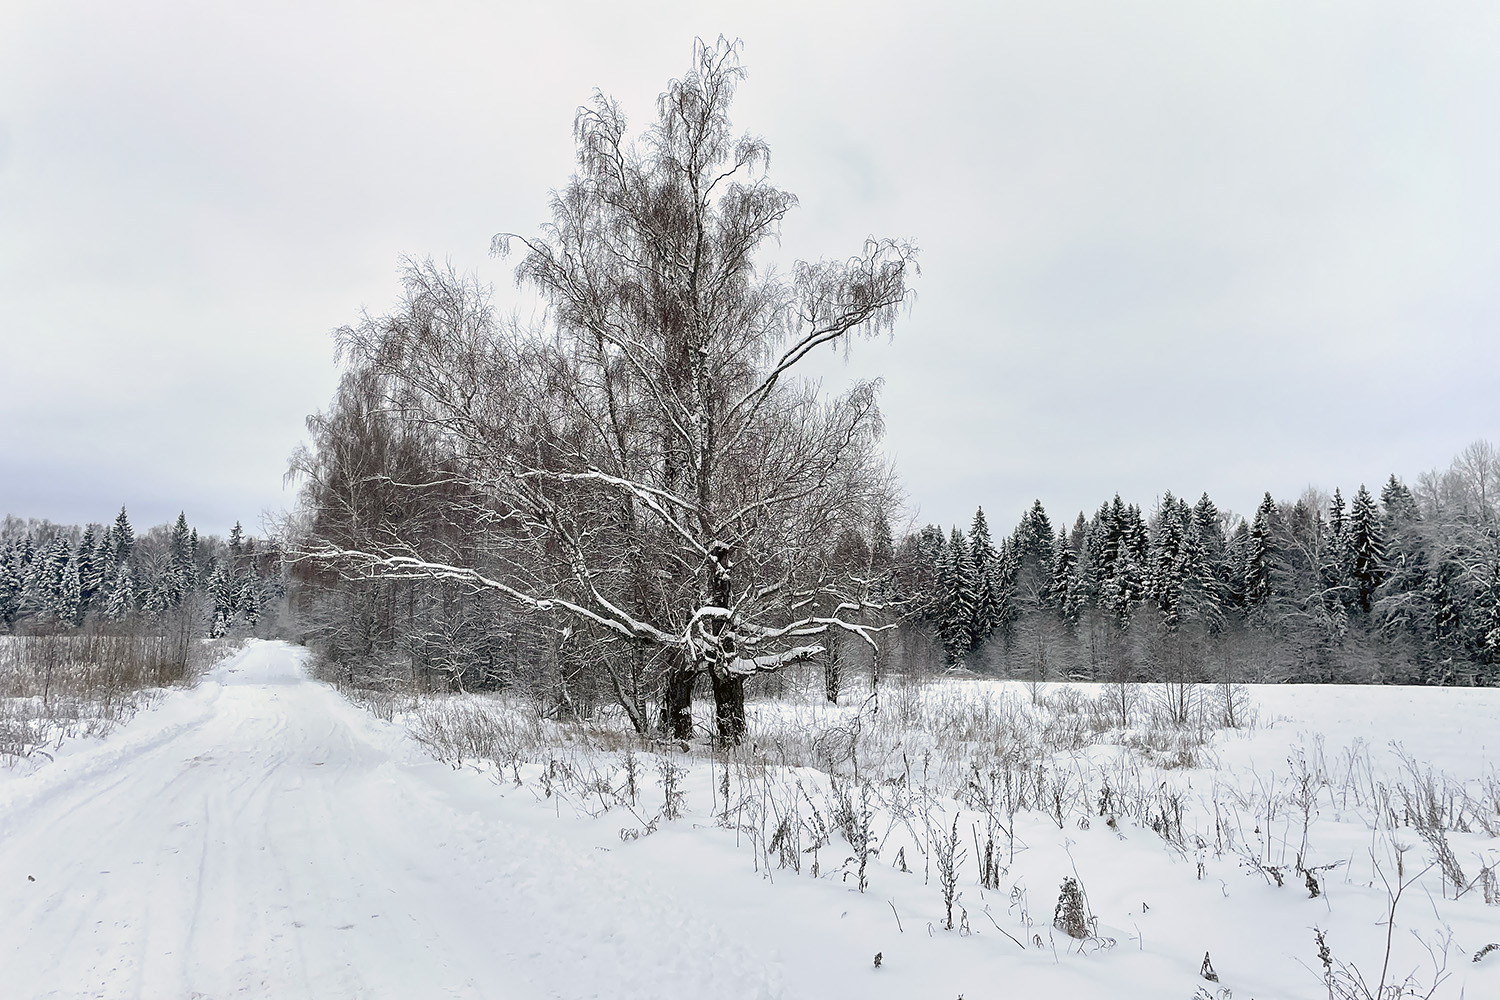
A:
[0,641,775,1000]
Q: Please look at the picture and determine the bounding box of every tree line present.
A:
[902,441,1500,688]
[0,509,282,640]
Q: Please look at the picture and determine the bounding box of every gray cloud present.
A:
[2,0,1496,537]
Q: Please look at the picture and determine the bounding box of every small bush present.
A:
[1053,876,1089,939]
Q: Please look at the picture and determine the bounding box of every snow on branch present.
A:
[303,545,676,645]
[723,644,825,677]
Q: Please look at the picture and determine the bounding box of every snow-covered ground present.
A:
[0,642,776,999]
[3,641,1498,999]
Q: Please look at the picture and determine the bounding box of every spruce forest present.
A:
[0,509,282,645]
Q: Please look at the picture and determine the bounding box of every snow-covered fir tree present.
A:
[150,512,197,616]
[57,557,83,627]
[187,527,201,588]
[208,560,236,638]
[1346,485,1386,614]
[1479,555,1500,684]
[111,507,135,567]
[228,521,245,563]
[1049,528,1083,630]
[1244,493,1277,617]
[1017,501,1053,572]
[1377,475,1428,619]
[34,536,73,622]
[968,507,999,647]
[238,575,262,628]
[1010,500,1054,614]
[74,526,98,614]
[104,562,136,622]
[1380,474,1420,527]
[0,540,22,629]
[1322,488,1350,610]
[1176,496,1223,632]
[1327,487,1347,550]
[937,527,976,666]
[1147,492,1187,632]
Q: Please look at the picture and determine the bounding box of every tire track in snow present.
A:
[0,641,782,1000]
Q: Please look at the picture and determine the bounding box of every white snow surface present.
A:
[4,641,1499,1000]
[0,642,778,1000]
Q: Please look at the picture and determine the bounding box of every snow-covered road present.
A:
[0,642,777,1000]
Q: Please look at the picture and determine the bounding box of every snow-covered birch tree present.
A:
[297,38,916,742]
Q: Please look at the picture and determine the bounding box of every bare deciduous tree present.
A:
[297,38,916,741]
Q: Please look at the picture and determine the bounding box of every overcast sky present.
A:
[3,0,1497,539]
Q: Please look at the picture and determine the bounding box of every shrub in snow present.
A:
[657,756,686,821]
[1052,876,1088,940]
[935,814,965,930]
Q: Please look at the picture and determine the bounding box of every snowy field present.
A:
[2,641,1498,999]
[0,633,218,766]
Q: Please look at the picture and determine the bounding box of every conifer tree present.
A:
[1183,495,1217,601]
[938,528,976,665]
[105,563,136,622]
[1148,492,1187,631]
[916,524,946,567]
[36,537,73,621]
[92,529,116,609]
[1377,475,1427,608]
[1105,540,1143,629]
[18,536,45,618]
[111,507,135,567]
[1478,555,1500,685]
[1192,494,1223,556]
[143,582,166,622]
[1088,497,1126,601]
[1327,488,1347,548]
[1224,519,1250,607]
[1098,502,1146,627]
[1122,503,1148,566]
[158,512,195,611]
[1068,513,1094,606]
[1176,497,1223,631]
[238,575,262,628]
[913,524,947,630]
[1018,500,1054,572]
[1346,485,1387,614]
[74,527,100,617]
[1049,528,1083,630]
[992,538,1019,638]
[969,508,999,645]
[0,541,22,630]
[1005,500,1054,618]
[1380,474,1420,527]
[1321,489,1351,611]
[1244,493,1276,616]
[57,558,83,628]
[1423,557,1462,660]
[867,511,895,608]
[207,560,236,638]
[188,527,201,587]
